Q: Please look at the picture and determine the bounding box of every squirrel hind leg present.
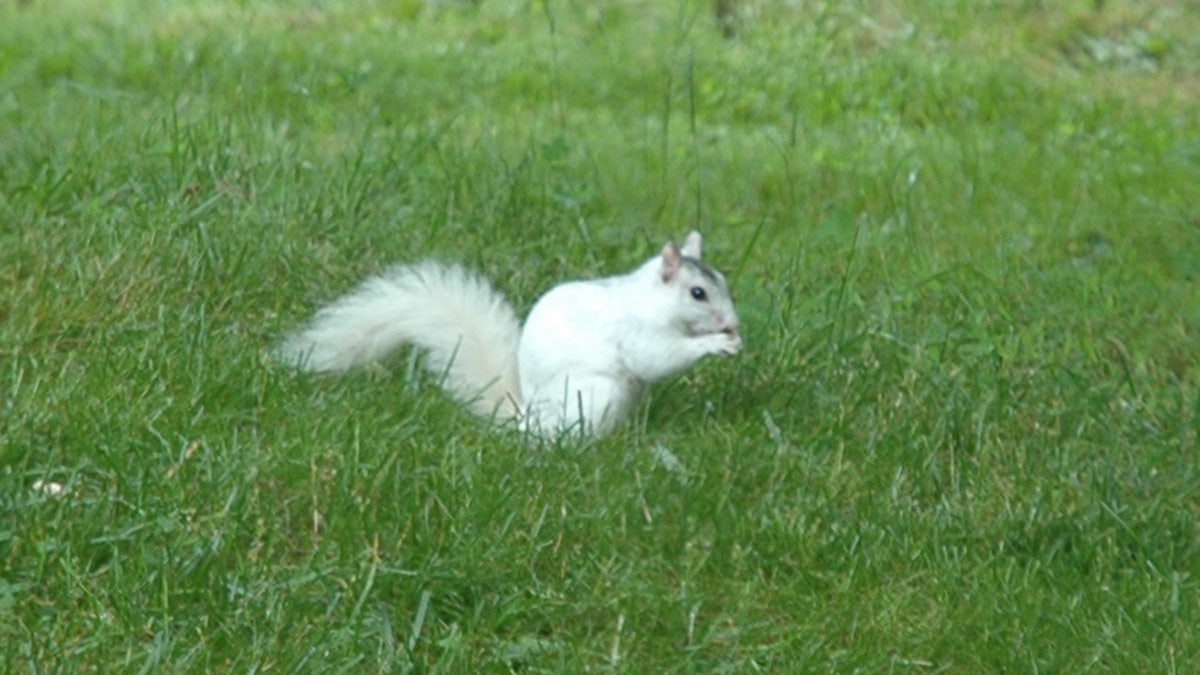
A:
[522,374,640,437]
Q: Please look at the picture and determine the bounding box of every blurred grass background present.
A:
[2,0,1198,670]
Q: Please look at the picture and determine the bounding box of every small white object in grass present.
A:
[763,409,791,452]
[650,443,685,476]
[32,480,67,498]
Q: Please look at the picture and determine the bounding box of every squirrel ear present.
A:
[681,231,703,259]
[660,241,683,281]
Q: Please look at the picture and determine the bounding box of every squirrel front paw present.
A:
[712,328,742,356]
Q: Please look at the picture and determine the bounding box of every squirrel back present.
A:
[278,261,522,419]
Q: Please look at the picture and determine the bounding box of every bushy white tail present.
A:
[279,262,522,419]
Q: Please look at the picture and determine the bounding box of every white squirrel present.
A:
[278,231,742,436]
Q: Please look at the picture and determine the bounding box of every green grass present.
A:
[3,0,1199,670]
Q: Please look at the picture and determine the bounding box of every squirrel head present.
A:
[656,231,740,340]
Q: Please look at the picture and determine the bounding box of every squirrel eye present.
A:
[689,286,707,301]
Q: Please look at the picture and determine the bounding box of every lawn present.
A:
[2,0,1199,671]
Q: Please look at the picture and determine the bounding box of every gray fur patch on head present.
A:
[681,257,727,291]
